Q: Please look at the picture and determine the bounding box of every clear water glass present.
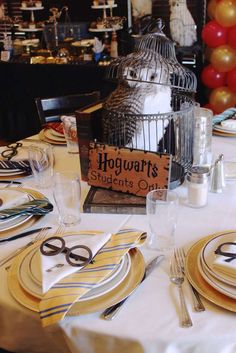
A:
[146,189,179,252]
[53,172,81,227]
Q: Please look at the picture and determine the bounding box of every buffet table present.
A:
[1,135,236,353]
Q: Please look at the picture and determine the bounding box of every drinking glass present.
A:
[61,115,79,154]
[146,189,179,252]
[53,172,81,227]
[193,107,213,167]
[28,142,54,188]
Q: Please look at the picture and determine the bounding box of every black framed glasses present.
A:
[40,236,93,267]
[1,142,23,161]
[215,242,236,263]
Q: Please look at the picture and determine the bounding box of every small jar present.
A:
[187,166,210,208]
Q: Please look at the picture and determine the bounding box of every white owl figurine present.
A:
[169,0,197,47]
[124,65,172,151]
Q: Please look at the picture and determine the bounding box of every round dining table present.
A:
[0,134,236,353]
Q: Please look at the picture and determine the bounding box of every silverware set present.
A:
[169,247,205,328]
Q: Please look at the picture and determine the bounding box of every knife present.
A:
[102,254,165,320]
[0,226,52,243]
[0,180,22,185]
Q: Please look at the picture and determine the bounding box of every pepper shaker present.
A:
[187,166,210,208]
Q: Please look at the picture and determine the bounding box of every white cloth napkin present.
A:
[221,119,236,130]
[213,242,236,278]
[39,232,111,293]
[0,189,29,211]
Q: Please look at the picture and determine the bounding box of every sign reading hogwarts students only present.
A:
[87,143,172,197]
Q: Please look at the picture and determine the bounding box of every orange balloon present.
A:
[207,0,218,19]
[210,45,236,72]
[215,0,236,27]
[209,86,235,113]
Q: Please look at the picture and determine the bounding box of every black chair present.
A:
[35,91,101,125]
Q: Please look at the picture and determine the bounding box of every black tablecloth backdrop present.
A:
[0,62,115,142]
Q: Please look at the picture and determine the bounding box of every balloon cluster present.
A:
[201,0,236,113]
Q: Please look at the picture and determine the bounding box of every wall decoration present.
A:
[169,0,197,47]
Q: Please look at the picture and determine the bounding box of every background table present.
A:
[1,135,236,353]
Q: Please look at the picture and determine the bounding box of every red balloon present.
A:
[201,64,226,88]
[202,103,216,114]
[202,20,228,48]
[227,25,236,49]
[226,68,236,92]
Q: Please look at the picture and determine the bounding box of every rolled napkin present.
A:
[39,232,111,293]
[213,241,236,278]
[0,199,53,220]
[212,107,236,126]
[39,229,145,327]
[0,189,30,211]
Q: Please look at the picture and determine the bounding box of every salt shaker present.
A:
[187,166,210,208]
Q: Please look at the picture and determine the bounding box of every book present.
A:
[83,187,146,214]
[76,102,103,181]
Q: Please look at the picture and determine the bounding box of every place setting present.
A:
[185,230,236,312]
[39,122,66,145]
[0,140,55,240]
[6,227,146,326]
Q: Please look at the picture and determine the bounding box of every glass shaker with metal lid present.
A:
[187,166,210,208]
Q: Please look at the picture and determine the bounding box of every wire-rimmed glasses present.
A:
[40,236,93,267]
[1,142,22,160]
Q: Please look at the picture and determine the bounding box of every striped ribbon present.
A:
[212,108,236,126]
[0,199,53,219]
[0,160,31,174]
[39,229,145,327]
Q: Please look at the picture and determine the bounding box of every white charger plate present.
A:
[0,189,33,231]
[201,231,236,287]
[18,244,131,301]
[198,254,236,299]
[213,125,236,134]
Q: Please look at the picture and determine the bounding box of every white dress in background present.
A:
[169,0,197,47]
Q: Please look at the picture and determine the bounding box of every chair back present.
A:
[35,91,101,125]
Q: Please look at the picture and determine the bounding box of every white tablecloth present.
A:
[1,135,236,353]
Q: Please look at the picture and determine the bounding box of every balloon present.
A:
[226,68,236,92]
[207,0,218,19]
[215,0,236,27]
[202,103,216,114]
[201,65,227,88]
[227,25,236,49]
[205,47,214,62]
[210,45,236,72]
[201,20,228,48]
[209,86,235,113]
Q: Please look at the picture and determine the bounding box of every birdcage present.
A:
[102,19,197,188]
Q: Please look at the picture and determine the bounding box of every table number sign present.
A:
[88,143,172,197]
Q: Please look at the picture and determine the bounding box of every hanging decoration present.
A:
[201,0,236,113]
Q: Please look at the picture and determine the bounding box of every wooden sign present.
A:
[88,143,172,197]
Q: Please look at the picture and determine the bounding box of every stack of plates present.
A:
[39,128,66,145]
[186,231,236,312]
[213,124,236,137]
[7,231,145,315]
[0,188,47,241]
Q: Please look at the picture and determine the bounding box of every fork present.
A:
[170,258,193,328]
[175,248,205,312]
[0,227,49,266]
